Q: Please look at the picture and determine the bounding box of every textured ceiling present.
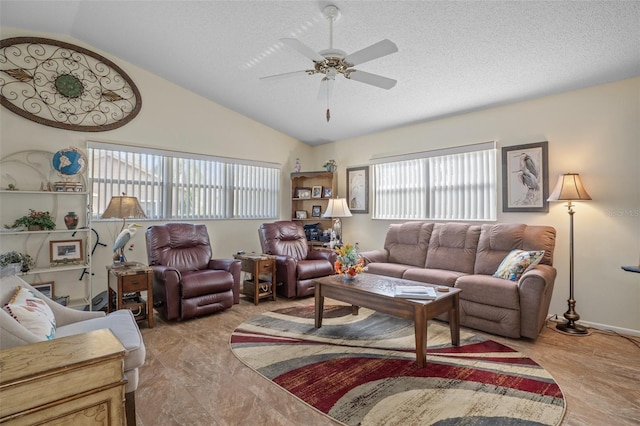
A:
[1,1,639,145]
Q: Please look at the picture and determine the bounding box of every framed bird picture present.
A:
[502,141,549,212]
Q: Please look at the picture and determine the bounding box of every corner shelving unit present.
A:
[0,151,92,310]
[290,171,337,241]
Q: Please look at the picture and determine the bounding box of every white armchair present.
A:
[1,275,145,425]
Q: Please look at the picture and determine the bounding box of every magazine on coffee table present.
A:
[394,285,437,300]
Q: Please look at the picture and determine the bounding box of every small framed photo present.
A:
[50,239,83,263]
[295,187,312,199]
[295,210,308,219]
[311,185,323,198]
[323,187,332,198]
[311,205,322,217]
[33,281,54,298]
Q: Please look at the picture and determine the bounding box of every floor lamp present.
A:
[547,173,592,335]
[322,198,352,245]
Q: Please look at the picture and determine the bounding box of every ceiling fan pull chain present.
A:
[326,108,331,122]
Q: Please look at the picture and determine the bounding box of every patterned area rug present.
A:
[230,305,565,425]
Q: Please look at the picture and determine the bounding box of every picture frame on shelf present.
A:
[295,210,308,219]
[49,239,83,264]
[311,205,322,217]
[323,187,332,198]
[311,185,323,198]
[346,166,369,214]
[501,141,549,212]
[295,187,312,199]
[33,281,54,298]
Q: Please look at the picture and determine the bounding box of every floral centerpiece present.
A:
[11,209,56,231]
[334,243,366,279]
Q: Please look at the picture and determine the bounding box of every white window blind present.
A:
[88,142,279,220]
[372,142,496,221]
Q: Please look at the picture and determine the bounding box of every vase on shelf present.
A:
[64,212,79,230]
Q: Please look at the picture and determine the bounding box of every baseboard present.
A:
[547,314,640,337]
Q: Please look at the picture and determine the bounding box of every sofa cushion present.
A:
[475,224,556,275]
[365,262,414,278]
[56,309,145,371]
[455,274,520,310]
[181,269,232,298]
[2,286,56,340]
[384,222,433,267]
[425,223,481,273]
[402,268,467,287]
[297,259,334,280]
[493,249,545,281]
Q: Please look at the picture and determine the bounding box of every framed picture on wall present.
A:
[501,141,549,212]
[346,166,369,214]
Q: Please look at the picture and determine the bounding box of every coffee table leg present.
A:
[315,285,324,328]
[449,293,460,346]
[414,306,427,367]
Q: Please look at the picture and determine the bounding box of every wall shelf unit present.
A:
[290,171,337,238]
[0,150,92,310]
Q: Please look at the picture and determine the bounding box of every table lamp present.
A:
[101,194,147,264]
[322,198,352,244]
[547,173,592,335]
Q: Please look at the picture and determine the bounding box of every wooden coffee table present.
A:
[313,273,461,368]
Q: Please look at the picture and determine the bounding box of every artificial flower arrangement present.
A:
[11,209,56,231]
[334,243,366,278]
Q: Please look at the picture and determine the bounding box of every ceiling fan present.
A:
[260,4,398,121]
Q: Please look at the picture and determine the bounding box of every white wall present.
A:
[313,77,640,334]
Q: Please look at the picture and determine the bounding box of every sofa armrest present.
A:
[360,249,389,265]
[150,265,182,320]
[209,259,241,304]
[307,248,336,263]
[273,255,298,298]
[517,264,557,338]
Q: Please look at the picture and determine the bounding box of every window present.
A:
[372,142,496,221]
[88,142,279,220]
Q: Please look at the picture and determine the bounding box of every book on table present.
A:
[394,285,437,300]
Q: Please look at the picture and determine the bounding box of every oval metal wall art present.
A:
[0,37,141,131]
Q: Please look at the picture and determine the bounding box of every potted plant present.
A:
[0,251,34,274]
[12,209,56,231]
[323,160,337,172]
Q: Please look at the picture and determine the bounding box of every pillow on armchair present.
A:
[3,285,56,340]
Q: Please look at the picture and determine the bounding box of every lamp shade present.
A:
[547,173,592,201]
[101,195,147,219]
[322,198,352,218]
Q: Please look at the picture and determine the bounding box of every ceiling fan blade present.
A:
[347,70,397,90]
[344,39,398,66]
[280,38,325,62]
[260,70,312,81]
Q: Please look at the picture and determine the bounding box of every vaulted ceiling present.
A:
[2,1,639,145]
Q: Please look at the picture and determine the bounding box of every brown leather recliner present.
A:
[258,221,336,298]
[145,223,241,320]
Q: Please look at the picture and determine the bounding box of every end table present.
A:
[233,254,276,305]
[107,264,154,328]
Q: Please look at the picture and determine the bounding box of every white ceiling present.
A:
[2,1,639,145]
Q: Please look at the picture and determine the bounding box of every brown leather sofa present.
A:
[146,223,241,320]
[259,221,336,298]
[361,222,557,339]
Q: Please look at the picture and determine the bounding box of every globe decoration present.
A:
[52,147,87,180]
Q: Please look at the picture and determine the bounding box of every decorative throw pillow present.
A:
[493,249,545,281]
[2,285,56,340]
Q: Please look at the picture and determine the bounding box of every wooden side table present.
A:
[107,264,154,328]
[234,254,276,305]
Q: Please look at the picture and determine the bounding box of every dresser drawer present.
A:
[121,273,149,292]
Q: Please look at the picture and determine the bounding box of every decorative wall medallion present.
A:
[0,37,141,131]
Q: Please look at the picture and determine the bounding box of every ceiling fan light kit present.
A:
[261,4,398,122]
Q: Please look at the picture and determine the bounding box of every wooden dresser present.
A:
[0,329,126,425]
